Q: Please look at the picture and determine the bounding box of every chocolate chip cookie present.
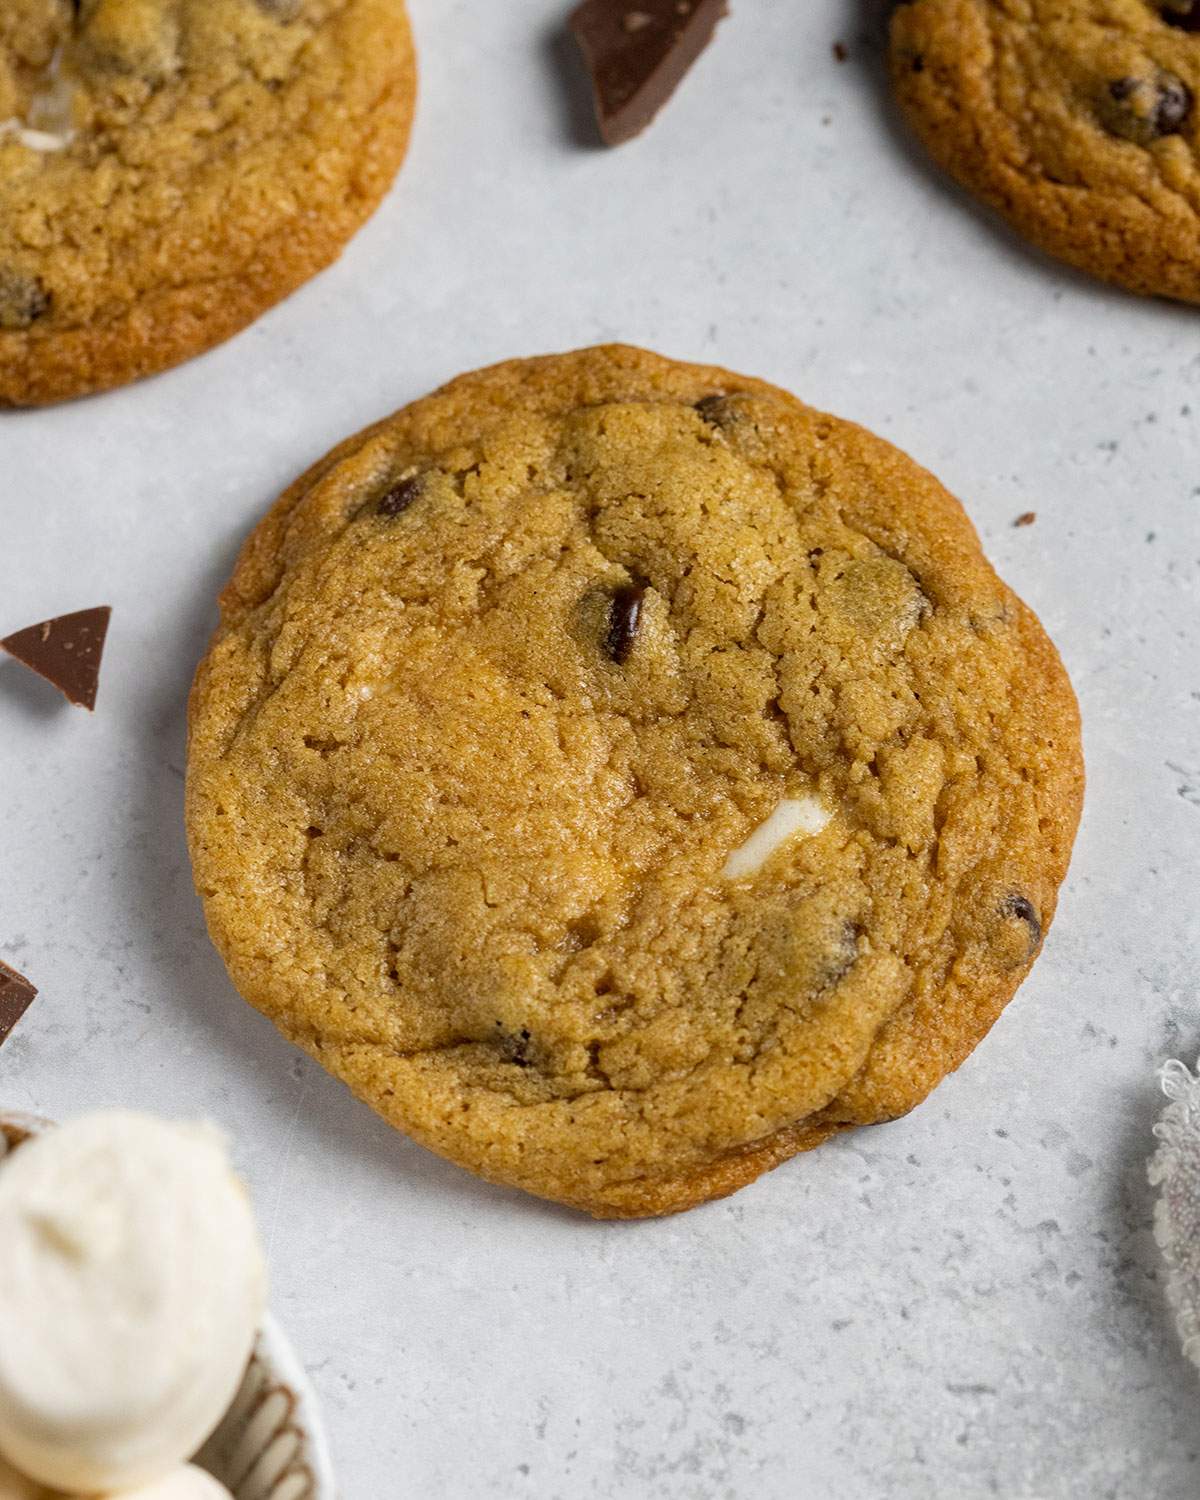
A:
[0,0,416,405]
[891,0,1200,301]
[186,345,1083,1218]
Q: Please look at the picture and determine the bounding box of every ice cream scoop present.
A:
[100,1466,234,1500]
[0,1455,232,1500]
[0,1112,266,1492]
[0,1451,47,1499]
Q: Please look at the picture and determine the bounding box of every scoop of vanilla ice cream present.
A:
[0,1451,51,1499]
[0,1112,265,1492]
[102,1465,234,1500]
[0,1455,232,1500]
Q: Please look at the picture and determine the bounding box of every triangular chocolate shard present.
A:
[1,606,112,711]
[570,0,728,146]
[0,960,37,1047]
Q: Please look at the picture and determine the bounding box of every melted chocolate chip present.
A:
[378,475,423,517]
[694,393,730,421]
[1155,77,1193,134]
[1161,0,1200,32]
[0,271,50,331]
[1104,72,1192,142]
[604,583,645,664]
[1002,893,1043,954]
[494,1022,533,1067]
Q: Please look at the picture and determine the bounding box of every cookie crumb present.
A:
[1013,511,1037,528]
[833,41,848,62]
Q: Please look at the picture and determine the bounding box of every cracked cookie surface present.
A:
[891,0,1200,301]
[0,0,415,404]
[186,345,1083,1218]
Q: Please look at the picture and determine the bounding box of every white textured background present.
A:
[3,2,1200,1495]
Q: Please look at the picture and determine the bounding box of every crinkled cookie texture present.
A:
[891,0,1200,302]
[0,0,415,405]
[186,345,1083,1218]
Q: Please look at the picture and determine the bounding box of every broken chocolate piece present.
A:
[569,0,729,146]
[1161,0,1200,32]
[604,582,645,664]
[1103,72,1192,142]
[1,606,112,710]
[1002,893,1043,954]
[0,270,51,332]
[378,475,424,517]
[0,960,37,1047]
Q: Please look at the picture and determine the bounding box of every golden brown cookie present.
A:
[890,0,1200,302]
[186,345,1083,1218]
[0,0,416,405]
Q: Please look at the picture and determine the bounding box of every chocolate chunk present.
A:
[604,583,645,664]
[494,1022,533,1067]
[1,606,112,710]
[1161,1,1200,32]
[1002,893,1042,954]
[0,960,37,1047]
[377,475,424,517]
[0,270,50,332]
[695,393,730,422]
[569,0,729,146]
[1155,77,1193,134]
[1104,73,1192,142]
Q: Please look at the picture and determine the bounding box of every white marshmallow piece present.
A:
[722,795,832,880]
[0,1112,265,1493]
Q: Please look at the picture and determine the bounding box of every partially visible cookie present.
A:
[891,0,1200,302]
[0,0,416,405]
[186,344,1083,1218]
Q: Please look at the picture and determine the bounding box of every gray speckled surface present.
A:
[2,2,1200,1495]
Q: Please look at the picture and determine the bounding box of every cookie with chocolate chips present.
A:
[0,0,416,404]
[891,0,1200,301]
[186,345,1083,1218]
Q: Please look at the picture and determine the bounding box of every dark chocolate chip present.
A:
[1103,72,1192,142]
[1155,77,1193,134]
[820,921,861,989]
[378,475,423,517]
[1161,1,1200,32]
[694,393,730,422]
[1,607,112,711]
[494,1022,533,1067]
[911,53,925,73]
[0,271,50,332]
[604,582,645,664]
[0,960,37,1047]
[1002,893,1043,954]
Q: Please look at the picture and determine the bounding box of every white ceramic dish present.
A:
[0,1114,336,1500]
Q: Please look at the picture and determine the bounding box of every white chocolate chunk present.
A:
[0,120,71,152]
[722,796,831,880]
[1,44,79,153]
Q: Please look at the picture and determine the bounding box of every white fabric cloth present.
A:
[1149,1057,1200,1370]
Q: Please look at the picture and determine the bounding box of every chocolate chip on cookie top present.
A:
[891,0,1200,301]
[0,0,416,404]
[187,346,1083,1218]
